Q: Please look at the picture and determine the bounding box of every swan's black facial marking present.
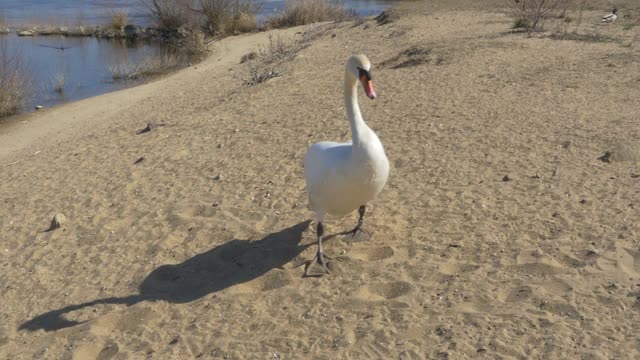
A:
[358,67,372,81]
[358,67,377,99]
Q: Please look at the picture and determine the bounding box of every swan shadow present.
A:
[20,220,312,332]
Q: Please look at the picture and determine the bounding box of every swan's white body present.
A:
[304,55,389,220]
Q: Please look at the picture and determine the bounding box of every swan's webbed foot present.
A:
[303,251,332,277]
[345,227,371,243]
[304,220,332,277]
[343,205,370,243]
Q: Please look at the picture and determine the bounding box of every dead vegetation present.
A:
[108,10,129,30]
[548,31,613,42]
[241,25,326,86]
[181,30,208,55]
[140,0,260,35]
[0,52,31,119]
[110,51,187,81]
[141,0,193,30]
[195,0,260,35]
[52,72,65,94]
[505,0,573,31]
[374,8,401,26]
[265,0,354,29]
[382,46,443,69]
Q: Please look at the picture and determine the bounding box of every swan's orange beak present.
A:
[361,76,377,100]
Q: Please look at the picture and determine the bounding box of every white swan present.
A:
[303,54,390,276]
[602,8,618,23]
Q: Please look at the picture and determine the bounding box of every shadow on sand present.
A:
[20,220,312,332]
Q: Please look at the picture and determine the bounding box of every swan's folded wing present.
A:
[304,142,353,210]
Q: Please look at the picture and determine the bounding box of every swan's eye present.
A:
[358,68,372,81]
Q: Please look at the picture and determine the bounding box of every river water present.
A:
[0,1,395,115]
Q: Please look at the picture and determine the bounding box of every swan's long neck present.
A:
[345,74,369,147]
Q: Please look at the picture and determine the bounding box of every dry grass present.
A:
[242,34,299,85]
[265,0,354,29]
[226,0,260,34]
[0,13,7,30]
[110,51,186,81]
[52,72,65,94]
[242,26,325,85]
[141,0,192,29]
[505,0,573,31]
[226,11,258,34]
[0,51,31,119]
[108,10,129,30]
[197,0,233,34]
[181,30,208,55]
[548,31,613,42]
[196,0,260,35]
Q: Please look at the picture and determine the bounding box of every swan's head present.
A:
[612,8,618,14]
[347,54,376,100]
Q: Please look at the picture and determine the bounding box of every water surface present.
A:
[0,0,396,116]
[1,33,160,111]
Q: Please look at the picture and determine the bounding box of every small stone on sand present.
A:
[48,213,66,231]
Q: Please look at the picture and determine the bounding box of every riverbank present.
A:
[9,24,192,41]
[0,0,397,120]
[1,1,640,358]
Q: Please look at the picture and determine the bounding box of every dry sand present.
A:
[1,1,640,359]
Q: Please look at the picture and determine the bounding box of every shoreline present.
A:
[0,24,311,162]
[3,23,195,41]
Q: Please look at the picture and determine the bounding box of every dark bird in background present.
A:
[38,44,74,51]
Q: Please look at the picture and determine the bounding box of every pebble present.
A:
[35,105,43,110]
[48,213,66,231]
[213,175,222,181]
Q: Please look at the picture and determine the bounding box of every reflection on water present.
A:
[1,0,394,25]
[0,33,161,111]
[1,0,150,27]
[0,0,396,116]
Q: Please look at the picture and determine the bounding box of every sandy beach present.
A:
[1,1,640,358]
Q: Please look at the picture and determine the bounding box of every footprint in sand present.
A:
[96,342,119,360]
[352,281,412,301]
[498,285,533,303]
[348,245,396,262]
[512,248,564,276]
[230,270,293,294]
[171,202,219,219]
[258,270,293,291]
[623,248,640,275]
[438,261,479,276]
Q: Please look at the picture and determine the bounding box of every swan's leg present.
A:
[304,213,331,276]
[345,205,370,242]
